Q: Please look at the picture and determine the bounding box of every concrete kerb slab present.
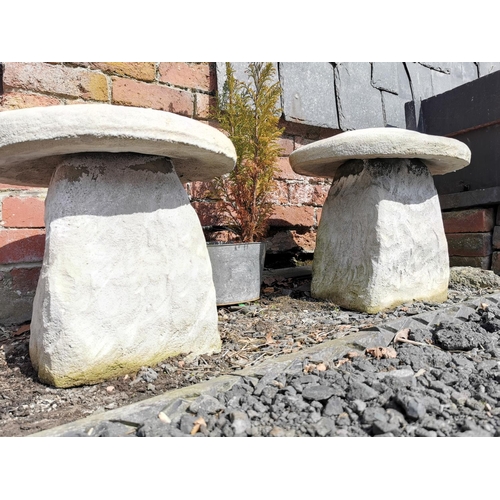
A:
[29,292,500,437]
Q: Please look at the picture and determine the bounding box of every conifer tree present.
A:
[210,62,284,243]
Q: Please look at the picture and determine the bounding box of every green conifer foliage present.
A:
[210,62,284,243]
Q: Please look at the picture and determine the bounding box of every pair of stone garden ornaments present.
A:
[0,104,471,387]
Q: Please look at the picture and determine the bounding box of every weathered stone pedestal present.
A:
[289,128,472,313]
[0,104,236,387]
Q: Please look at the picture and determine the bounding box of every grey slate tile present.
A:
[371,62,399,94]
[334,62,385,130]
[280,62,339,129]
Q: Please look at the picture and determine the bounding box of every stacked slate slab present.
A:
[218,62,499,133]
[216,63,500,278]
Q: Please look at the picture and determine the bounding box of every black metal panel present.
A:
[421,70,500,137]
[421,70,500,198]
[433,123,500,195]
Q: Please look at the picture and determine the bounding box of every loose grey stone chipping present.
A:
[189,395,224,415]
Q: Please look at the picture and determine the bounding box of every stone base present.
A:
[311,158,449,313]
[30,153,220,387]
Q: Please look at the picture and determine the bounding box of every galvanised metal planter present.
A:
[207,242,266,306]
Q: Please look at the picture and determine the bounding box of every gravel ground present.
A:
[2,266,500,437]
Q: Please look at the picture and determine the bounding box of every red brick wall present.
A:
[442,207,497,271]
[0,62,221,324]
[0,62,336,323]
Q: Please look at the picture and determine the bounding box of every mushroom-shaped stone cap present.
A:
[289,127,471,178]
[0,104,237,186]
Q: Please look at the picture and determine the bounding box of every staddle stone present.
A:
[30,154,221,386]
[312,158,449,312]
[289,128,472,313]
[0,104,237,387]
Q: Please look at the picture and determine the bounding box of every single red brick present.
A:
[311,184,330,206]
[0,229,45,264]
[268,181,289,204]
[3,62,108,101]
[288,182,314,205]
[446,232,492,257]
[269,205,315,228]
[292,230,317,252]
[2,197,45,228]
[0,92,62,111]
[159,63,211,91]
[442,208,495,234]
[89,62,156,81]
[493,226,500,249]
[275,157,308,181]
[278,136,294,156]
[11,266,41,293]
[195,93,214,120]
[452,255,492,270]
[112,77,194,117]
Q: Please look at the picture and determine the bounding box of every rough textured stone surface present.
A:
[289,128,471,178]
[449,266,500,290]
[29,154,221,387]
[311,158,449,313]
[0,104,236,186]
